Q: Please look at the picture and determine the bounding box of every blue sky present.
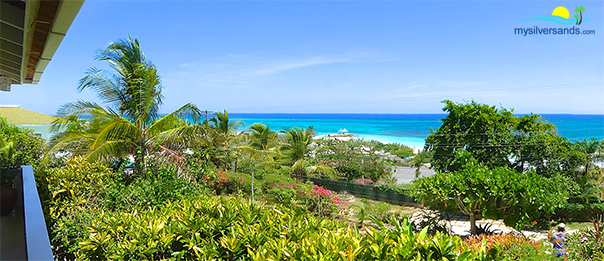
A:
[3,1,604,114]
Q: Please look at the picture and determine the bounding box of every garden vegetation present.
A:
[4,36,598,260]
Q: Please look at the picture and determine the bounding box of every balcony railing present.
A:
[0,165,53,260]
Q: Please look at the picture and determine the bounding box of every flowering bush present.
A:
[305,185,348,217]
[463,233,553,260]
[354,178,374,185]
[266,183,302,204]
[265,183,348,217]
[203,170,251,195]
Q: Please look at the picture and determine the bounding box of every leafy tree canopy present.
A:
[425,100,578,175]
[412,151,574,234]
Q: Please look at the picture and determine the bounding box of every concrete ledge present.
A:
[21,165,53,260]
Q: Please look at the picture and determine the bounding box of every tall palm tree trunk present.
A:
[579,11,583,25]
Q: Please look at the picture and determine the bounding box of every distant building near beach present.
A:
[0,105,58,139]
[338,128,349,134]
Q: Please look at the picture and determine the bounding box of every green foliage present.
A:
[48,36,205,176]
[374,142,415,158]
[463,234,556,260]
[209,110,243,136]
[75,196,468,260]
[425,100,576,175]
[247,123,277,151]
[0,117,44,167]
[257,173,298,191]
[351,199,411,226]
[312,139,392,181]
[103,166,206,211]
[280,126,315,164]
[413,153,572,234]
[200,169,254,195]
[40,158,208,259]
[40,157,116,259]
[554,203,604,222]
[566,215,604,260]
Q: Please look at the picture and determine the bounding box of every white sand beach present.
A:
[314,133,424,154]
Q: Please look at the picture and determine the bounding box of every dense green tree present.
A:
[425,100,576,174]
[49,37,204,176]
[311,139,391,181]
[413,152,572,235]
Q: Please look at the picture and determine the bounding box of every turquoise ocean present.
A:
[228,114,604,148]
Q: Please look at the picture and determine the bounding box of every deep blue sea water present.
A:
[228,113,604,148]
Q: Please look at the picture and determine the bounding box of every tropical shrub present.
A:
[263,181,347,217]
[40,157,115,259]
[76,196,468,260]
[566,216,604,260]
[103,166,206,211]
[0,116,44,167]
[413,153,572,234]
[202,169,243,195]
[463,234,555,260]
[312,139,392,181]
[553,203,604,222]
[257,172,298,191]
[40,158,208,259]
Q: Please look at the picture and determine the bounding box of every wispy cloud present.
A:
[163,53,362,89]
[241,57,350,76]
[433,80,485,87]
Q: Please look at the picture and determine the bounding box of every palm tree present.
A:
[280,126,315,164]
[574,13,580,25]
[408,154,428,178]
[248,123,277,151]
[575,138,604,175]
[575,6,585,25]
[235,123,280,170]
[209,110,243,136]
[49,37,205,177]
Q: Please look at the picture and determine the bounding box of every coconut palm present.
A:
[49,37,205,177]
[235,123,280,171]
[209,110,243,136]
[574,13,580,25]
[248,123,277,151]
[290,158,336,179]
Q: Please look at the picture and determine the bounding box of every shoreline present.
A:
[314,133,425,153]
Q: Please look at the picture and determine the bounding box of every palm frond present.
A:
[90,116,140,149]
[85,140,132,162]
[151,124,209,150]
[78,67,126,110]
[147,103,204,135]
[52,100,118,133]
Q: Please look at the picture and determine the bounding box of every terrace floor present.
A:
[0,191,27,260]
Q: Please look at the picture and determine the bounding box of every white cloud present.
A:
[162,53,360,90]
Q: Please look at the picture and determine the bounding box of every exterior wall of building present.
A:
[18,125,59,140]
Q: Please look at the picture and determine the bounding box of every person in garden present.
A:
[549,223,567,257]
